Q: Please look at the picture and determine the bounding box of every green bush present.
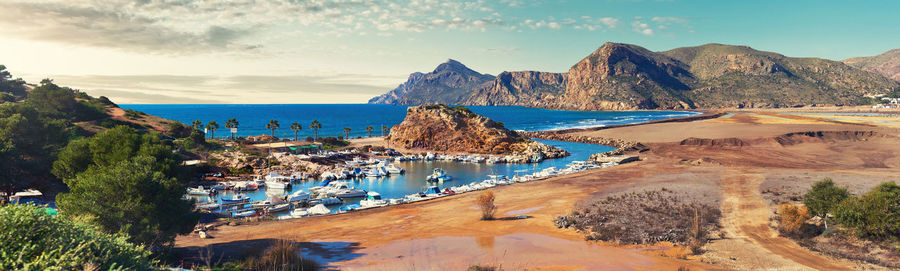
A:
[833,182,900,240]
[803,178,848,225]
[0,204,154,270]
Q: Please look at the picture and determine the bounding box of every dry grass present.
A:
[477,191,496,220]
[777,204,809,235]
[243,239,320,271]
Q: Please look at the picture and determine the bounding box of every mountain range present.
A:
[369,43,900,110]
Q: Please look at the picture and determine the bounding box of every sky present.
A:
[0,0,898,104]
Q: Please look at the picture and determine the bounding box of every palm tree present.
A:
[191,120,203,131]
[266,119,280,137]
[366,126,374,138]
[381,125,389,137]
[343,127,351,140]
[206,121,219,139]
[225,118,239,139]
[290,122,302,141]
[310,120,322,141]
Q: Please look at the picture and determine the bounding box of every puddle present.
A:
[503,206,544,216]
[335,233,655,270]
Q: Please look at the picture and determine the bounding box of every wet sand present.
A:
[175,111,900,270]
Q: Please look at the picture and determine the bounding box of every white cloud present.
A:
[0,0,510,54]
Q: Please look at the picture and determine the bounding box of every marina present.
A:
[186,139,615,218]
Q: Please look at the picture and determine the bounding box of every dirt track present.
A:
[718,172,852,271]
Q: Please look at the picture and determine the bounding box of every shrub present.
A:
[477,191,496,220]
[0,204,154,270]
[803,178,848,227]
[778,204,810,234]
[834,182,900,240]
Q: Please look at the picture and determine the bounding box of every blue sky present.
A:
[0,0,897,103]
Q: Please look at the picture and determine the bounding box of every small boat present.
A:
[308,194,343,206]
[221,194,250,204]
[196,202,220,210]
[420,185,442,197]
[232,210,257,218]
[266,203,291,213]
[442,188,456,195]
[187,186,213,195]
[286,190,311,202]
[426,168,452,182]
[252,200,273,208]
[359,191,388,208]
[290,208,309,218]
[322,182,367,198]
[308,204,331,215]
[385,164,405,174]
[265,179,291,189]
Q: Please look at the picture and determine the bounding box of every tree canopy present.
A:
[834,182,900,239]
[53,126,197,247]
[803,178,849,221]
[0,204,155,270]
[0,65,27,99]
[0,103,69,203]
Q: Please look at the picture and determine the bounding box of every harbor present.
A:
[186,139,615,219]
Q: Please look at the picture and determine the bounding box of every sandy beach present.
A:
[175,111,900,270]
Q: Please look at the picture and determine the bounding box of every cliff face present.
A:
[369,43,900,110]
[844,49,900,82]
[463,71,567,107]
[562,42,694,110]
[388,104,567,158]
[367,59,495,105]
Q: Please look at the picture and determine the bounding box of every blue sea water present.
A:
[122,104,697,215]
[120,104,697,139]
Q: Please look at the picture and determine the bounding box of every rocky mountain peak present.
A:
[433,58,479,75]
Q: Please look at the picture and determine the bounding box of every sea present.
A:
[121,104,697,139]
[120,104,698,215]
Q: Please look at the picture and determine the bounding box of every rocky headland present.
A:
[388,104,568,160]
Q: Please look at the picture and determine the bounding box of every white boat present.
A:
[251,200,273,208]
[290,208,309,218]
[221,194,250,204]
[321,182,367,198]
[286,190,311,202]
[187,186,213,195]
[232,210,256,218]
[307,194,343,206]
[385,164,405,174]
[265,179,291,189]
[363,168,384,178]
[266,203,291,213]
[426,168,452,182]
[308,204,330,215]
[359,192,388,208]
[196,202,220,210]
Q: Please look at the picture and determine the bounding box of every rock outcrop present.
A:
[369,43,900,110]
[388,104,568,159]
